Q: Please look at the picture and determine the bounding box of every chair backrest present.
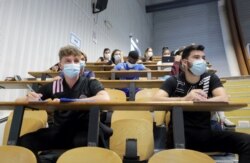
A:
[135,88,167,126]
[0,145,37,163]
[111,111,153,124]
[57,147,122,163]
[105,88,127,101]
[148,149,215,163]
[110,119,154,161]
[106,88,153,124]
[111,88,158,124]
[135,88,159,101]
[3,110,47,145]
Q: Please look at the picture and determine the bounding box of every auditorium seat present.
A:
[110,119,154,161]
[3,110,47,145]
[57,147,122,163]
[0,145,37,163]
[135,88,167,126]
[148,149,215,163]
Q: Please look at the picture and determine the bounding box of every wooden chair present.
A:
[107,88,153,124]
[57,147,122,163]
[3,110,47,145]
[105,88,127,102]
[135,88,168,126]
[111,110,153,124]
[0,145,37,163]
[148,149,215,163]
[110,119,154,161]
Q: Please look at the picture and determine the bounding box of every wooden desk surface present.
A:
[4,101,246,146]
[73,64,173,71]
[0,78,226,90]
[0,80,164,89]
[86,62,159,65]
[0,101,246,112]
[85,65,114,71]
[28,70,171,79]
[86,62,110,65]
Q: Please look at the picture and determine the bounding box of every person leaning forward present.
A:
[153,44,250,163]
[17,45,110,162]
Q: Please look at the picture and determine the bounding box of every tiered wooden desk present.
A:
[28,70,171,80]
[0,101,246,148]
[0,80,164,101]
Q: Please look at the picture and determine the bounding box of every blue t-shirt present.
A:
[114,62,146,80]
[114,62,146,97]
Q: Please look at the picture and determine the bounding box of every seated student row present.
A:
[16,45,250,163]
[48,44,234,128]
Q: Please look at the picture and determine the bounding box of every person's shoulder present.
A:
[136,63,145,69]
[39,78,60,91]
[114,62,125,69]
[116,62,123,66]
[167,75,178,82]
[88,78,104,89]
[201,72,218,79]
[79,76,100,85]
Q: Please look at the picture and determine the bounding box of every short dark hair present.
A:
[181,44,205,59]
[81,52,87,62]
[103,48,110,53]
[128,50,139,60]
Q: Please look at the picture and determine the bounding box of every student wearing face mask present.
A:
[114,50,148,97]
[170,46,235,130]
[110,49,124,65]
[17,45,110,162]
[52,51,95,81]
[153,44,250,163]
[142,47,154,62]
[96,48,112,64]
[157,47,172,66]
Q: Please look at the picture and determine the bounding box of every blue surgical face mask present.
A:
[80,60,86,69]
[189,60,207,76]
[63,63,80,78]
[127,61,136,69]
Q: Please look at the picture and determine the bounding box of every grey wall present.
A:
[152,1,230,77]
[0,0,152,100]
[0,0,153,79]
[235,0,250,46]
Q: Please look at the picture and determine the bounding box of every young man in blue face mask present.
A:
[153,44,250,163]
[114,50,147,97]
[17,45,110,161]
[53,51,95,80]
[114,50,146,71]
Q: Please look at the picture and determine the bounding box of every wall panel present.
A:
[152,1,230,76]
[0,0,152,101]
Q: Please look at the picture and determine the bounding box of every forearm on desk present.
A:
[86,90,110,102]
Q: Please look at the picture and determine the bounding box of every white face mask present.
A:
[114,55,121,61]
[127,61,136,68]
[80,60,86,69]
[147,52,153,57]
[104,53,110,60]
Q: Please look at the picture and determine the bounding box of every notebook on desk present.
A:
[162,56,174,63]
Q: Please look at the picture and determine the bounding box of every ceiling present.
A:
[145,0,219,13]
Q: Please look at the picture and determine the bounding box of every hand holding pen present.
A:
[26,84,43,101]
